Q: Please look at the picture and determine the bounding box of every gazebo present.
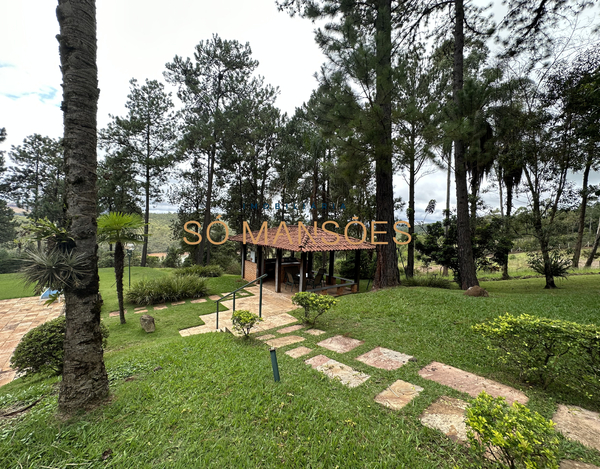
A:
[229,224,376,294]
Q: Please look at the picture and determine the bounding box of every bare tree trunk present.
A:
[198,145,216,266]
[407,135,415,278]
[373,0,400,289]
[443,148,451,277]
[572,152,592,269]
[585,217,600,267]
[140,165,149,267]
[453,0,479,290]
[114,241,126,324]
[56,0,109,412]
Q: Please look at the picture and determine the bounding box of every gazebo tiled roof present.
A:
[230,224,376,252]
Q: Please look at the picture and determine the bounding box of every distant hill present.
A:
[147,213,177,253]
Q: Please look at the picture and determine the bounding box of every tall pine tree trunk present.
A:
[407,136,415,278]
[453,0,479,289]
[572,152,592,268]
[199,144,216,266]
[373,0,400,289]
[443,148,451,277]
[141,165,150,267]
[56,0,109,412]
[585,217,600,267]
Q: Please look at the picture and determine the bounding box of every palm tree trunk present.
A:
[114,241,126,324]
[56,0,109,412]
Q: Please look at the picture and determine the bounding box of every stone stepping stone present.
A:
[277,324,304,334]
[305,329,326,336]
[356,347,413,370]
[419,396,469,443]
[109,310,126,317]
[553,405,600,452]
[317,335,364,354]
[561,461,600,469]
[171,301,186,306]
[134,309,148,314]
[208,295,222,301]
[256,334,276,341]
[418,361,528,405]
[191,298,207,304]
[285,346,312,358]
[153,305,168,310]
[305,354,370,388]
[266,335,305,348]
[253,313,298,331]
[374,380,423,410]
[134,307,146,311]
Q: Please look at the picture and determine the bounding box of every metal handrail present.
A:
[215,274,268,330]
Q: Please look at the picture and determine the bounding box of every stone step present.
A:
[305,354,370,388]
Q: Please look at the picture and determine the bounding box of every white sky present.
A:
[0,0,598,222]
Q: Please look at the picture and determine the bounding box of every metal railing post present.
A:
[259,276,263,318]
[233,292,236,312]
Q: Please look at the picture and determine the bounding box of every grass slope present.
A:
[0,274,599,467]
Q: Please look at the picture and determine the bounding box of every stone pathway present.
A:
[553,405,600,452]
[419,396,470,443]
[285,346,312,358]
[418,361,529,405]
[265,335,305,348]
[0,297,63,387]
[305,355,370,388]
[356,347,413,370]
[375,380,423,410]
[317,335,364,354]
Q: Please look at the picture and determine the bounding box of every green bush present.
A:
[338,251,375,279]
[466,391,559,469]
[174,264,224,278]
[10,316,109,377]
[472,314,600,395]
[291,292,338,325]
[231,309,262,337]
[98,251,114,268]
[126,274,208,305]
[402,275,452,289]
[526,249,571,278]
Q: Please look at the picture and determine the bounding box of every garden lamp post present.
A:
[126,243,134,287]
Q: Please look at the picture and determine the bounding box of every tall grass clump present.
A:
[126,274,208,305]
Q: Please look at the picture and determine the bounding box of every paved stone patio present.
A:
[356,347,413,370]
[317,335,364,354]
[374,380,423,410]
[419,361,528,405]
[0,297,64,387]
[553,405,600,452]
[419,396,469,443]
[285,346,312,358]
[305,354,370,388]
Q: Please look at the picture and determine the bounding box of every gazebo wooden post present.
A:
[307,252,313,276]
[257,245,263,277]
[241,243,247,280]
[299,251,308,292]
[275,248,282,293]
[352,249,360,293]
[328,251,335,285]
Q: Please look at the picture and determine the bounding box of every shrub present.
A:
[126,274,208,305]
[472,314,600,395]
[98,251,114,268]
[466,391,560,469]
[402,275,453,289]
[10,316,109,377]
[174,264,224,278]
[291,292,338,325]
[338,251,375,279]
[231,310,262,337]
[526,249,571,278]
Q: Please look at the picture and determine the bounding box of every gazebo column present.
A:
[257,245,263,277]
[307,252,313,276]
[241,243,247,280]
[275,248,282,293]
[328,251,335,285]
[299,251,308,292]
[352,249,360,293]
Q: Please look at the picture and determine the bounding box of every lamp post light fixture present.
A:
[126,243,135,287]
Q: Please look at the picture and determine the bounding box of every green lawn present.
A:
[0,272,599,468]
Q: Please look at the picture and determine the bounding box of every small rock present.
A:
[153,366,163,372]
[140,314,155,333]
[408,357,418,362]
[463,286,489,297]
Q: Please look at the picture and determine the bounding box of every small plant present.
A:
[231,310,262,337]
[126,274,208,305]
[10,316,109,377]
[526,249,571,279]
[466,391,560,469]
[291,292,338,325]
[174,264,224,278]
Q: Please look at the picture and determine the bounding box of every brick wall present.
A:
[244,260,257,282]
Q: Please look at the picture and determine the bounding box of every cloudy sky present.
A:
[0,0,597,222]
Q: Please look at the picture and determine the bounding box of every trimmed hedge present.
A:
[174,264,224,278]
[126,274,209,305]
[473,313,600,396]
[10,316,109,377]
